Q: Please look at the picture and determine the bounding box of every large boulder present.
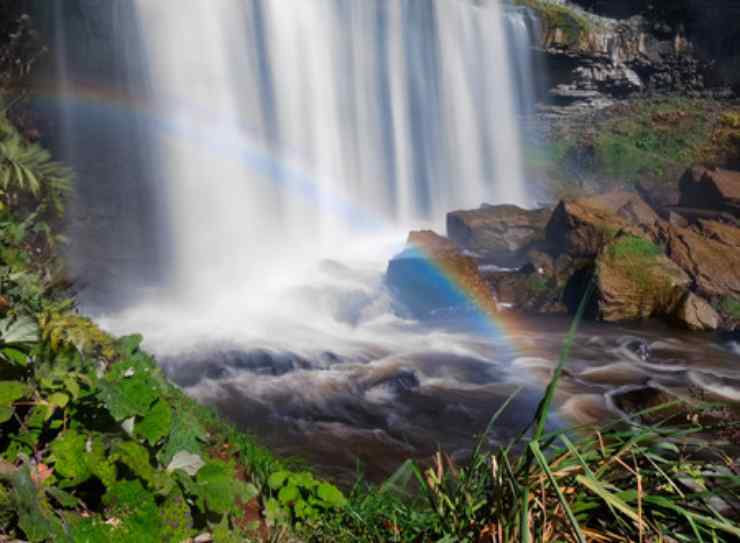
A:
[446,205,552,267]
[546,192,660,258]
[387,231,497,318]
[595,235,691,322]
[658,222,740,298]
[679,166,740,217]
[672,292,720,331]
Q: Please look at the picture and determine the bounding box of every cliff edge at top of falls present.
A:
[515,0,739,114]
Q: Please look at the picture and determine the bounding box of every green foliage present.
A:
[266,469,347,529]
[0,117,72,217]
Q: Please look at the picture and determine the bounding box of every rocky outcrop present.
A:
[386,231,497,318]
[595,235,690,321]
[658,222,740,298]
[672,292,720,331]
[546,192,659,258]
[446,205,552,267]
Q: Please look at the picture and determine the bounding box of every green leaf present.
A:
[160,489,193,542]
[116,334,144,357]
[49,430,91,483]
[136,399,172,445]
[103,480,161,540]
[0,380,28,406]
[268,470,290,490]
[196,461,235,514]
[159,411,207,465]
[0,315,38,344]
[84,437,117,488]
[48,392,69,409]
[278,484,300,504]
[316,482,347,508]
[97,368,159,421]
[1,346,29,365]
[111,441,156,486]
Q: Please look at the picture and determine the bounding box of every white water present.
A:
[128,0,533,299]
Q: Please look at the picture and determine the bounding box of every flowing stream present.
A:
[46,0,740,481]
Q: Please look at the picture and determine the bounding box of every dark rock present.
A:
[446,205,552,267]
[407,230,459,253]
[626,339,651,361]
[636,179,681,215]
[679,166,740,217]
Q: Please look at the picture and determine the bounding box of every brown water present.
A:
[162,313,740,483]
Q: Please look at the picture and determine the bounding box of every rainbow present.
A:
[33,80,528,352]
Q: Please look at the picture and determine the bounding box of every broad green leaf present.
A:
[49,430,91,483]
[196,461,235,514]
[97,368,159,421]
[0,315,38,344]
[111,441,156,486]
[136,399,172,445]
[1,346,29,366]
[268,470,290,490]
[317,482,347,508]
[278,484,300,504]
[0,380,28,406]
[84,437,117,488]
[116,334,144,357]
[160,489,193,542]
[48,392,69,409]
[159,412,207,465]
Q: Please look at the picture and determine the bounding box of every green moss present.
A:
[513,0,594,45]
[607,235,662,260]
[720,297,740,319]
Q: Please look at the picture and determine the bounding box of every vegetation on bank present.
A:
[531,97,740,196]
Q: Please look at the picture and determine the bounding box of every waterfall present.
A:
[129,0,533,296]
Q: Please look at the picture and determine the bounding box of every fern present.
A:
[39,312,116,359]
[0,117,72,216]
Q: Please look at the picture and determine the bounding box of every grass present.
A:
[607,235,663,260]
[534,98,740,196]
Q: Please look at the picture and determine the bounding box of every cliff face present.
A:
[521,0,738,113]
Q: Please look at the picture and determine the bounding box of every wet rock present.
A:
[406,230,458,253]
[387,231,497,318]
[546,192,659,258]
[672,292,720,332]
[485,270,566,314]
[446,205,552,267]
[595,235,690,322]
[679,166,740,217]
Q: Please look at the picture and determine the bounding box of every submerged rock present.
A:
[672,292,720,332]
[446,204,552,267]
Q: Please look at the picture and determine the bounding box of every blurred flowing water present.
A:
[44,1,740,481]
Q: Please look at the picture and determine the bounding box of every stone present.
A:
[406,230,458,254]
[546,192,659,258]
[672,292,720,331]
[658,222,740,298]
[636,179,681,215]
[595,235,691,322]
[387,231,497,318]
[679,166,740,217]
[446,205,552,267]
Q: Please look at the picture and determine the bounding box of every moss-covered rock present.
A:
[595,235,690,321]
